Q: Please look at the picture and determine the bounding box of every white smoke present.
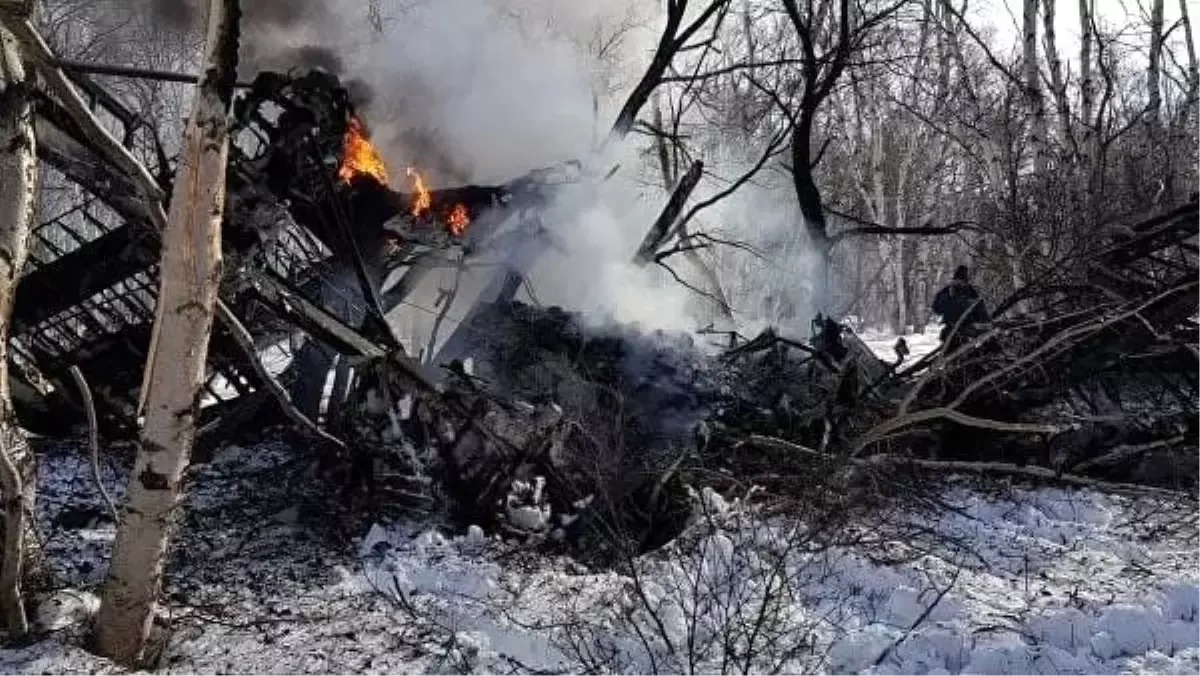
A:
[260,0,817,341]
[342,0,649,183]
[297,0,716,338]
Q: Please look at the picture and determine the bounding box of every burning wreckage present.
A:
[16,65,714,542]
[11,63,1200,553]
[19,67,567,432]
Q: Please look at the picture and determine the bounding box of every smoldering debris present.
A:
[330,300,875,553]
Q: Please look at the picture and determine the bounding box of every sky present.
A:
[986,0,1195,57]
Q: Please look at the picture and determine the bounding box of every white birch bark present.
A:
[1147,0,1164,130]
[1022,0,1050,172]
[1077,0,1097,205]
[94,0,239,663]
[1145,0,1167,203]
[1041,0,1072,151]
[1177,0,1199,153]
[1180,0,1198,103]
[0,14,40,637]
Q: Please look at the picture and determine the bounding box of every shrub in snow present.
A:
[1162,582,1200,622]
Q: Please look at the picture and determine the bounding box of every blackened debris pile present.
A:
[462,302,730,453]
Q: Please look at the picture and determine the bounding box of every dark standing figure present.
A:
[931,265,990,344]
[811,313,848,362]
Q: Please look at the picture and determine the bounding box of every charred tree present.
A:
[779,0,906,306]
[607,0,731,144]
[94,0,240,664]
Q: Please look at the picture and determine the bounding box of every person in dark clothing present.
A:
[811,313,849,362]
[931,265,990,343]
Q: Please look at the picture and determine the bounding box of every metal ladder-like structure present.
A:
[11,67,373,440]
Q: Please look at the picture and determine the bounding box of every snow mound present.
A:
[350,485,1197,674]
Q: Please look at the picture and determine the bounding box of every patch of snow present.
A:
[34,590,100,632]
[4,441,1195,675]
[857,326,944,367]
[346,484,1197,675]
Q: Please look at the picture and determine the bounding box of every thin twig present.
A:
[215,300,347,452]
[872,569,961,668]
[67,366,118,523]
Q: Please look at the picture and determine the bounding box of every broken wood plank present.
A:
[633,159,703,264]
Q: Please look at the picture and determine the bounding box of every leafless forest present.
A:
[0,0,1192,671]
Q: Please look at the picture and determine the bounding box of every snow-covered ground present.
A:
[3,441,1195,674]
[346,485,1199,674]
[857,326,944,367]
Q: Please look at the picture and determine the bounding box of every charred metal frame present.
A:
[10,59,562,440]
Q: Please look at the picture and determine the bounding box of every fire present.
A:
[336,114,469,238]
[406,167,432,218]
[447,203,470,236]
[406,168,469,236]
[337,117,389,185]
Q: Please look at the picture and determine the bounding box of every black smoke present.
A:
[134,0,353,77]
[136,0,335,34]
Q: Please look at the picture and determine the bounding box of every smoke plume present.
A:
[138,0,815,340]
[131,0,358,76]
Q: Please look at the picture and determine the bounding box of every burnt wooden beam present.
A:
[1098,201,1199,266]
[51,58,255,90]
[244,270,386,359]
[634,160,704,264]
[35,114,153,224]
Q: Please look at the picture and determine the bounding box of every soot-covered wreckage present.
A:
[10,46,1200,552]
[15,58,721,544]
[18,67,567,436]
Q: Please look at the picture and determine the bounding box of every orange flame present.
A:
[337,117,389,185]
[407,167,432,218]
[447,203,470,236]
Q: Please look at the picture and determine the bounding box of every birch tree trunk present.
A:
[1078,0,1094,128]
[1146,0,1164,129]
[94,0,239,664]
[1022,0,1049,173]
[1077,0,1097,208]
[1145,0,1167,201]
[1178,0,1199,155]
[0,10,41,637]
[1041,0,1072,151]
[1179,0,1198,116]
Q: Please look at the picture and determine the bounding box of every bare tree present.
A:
[1144,0,1172,205]
[0,0,42,637]
[778,0,908,302]
[93,0,239,663]
[608,0,733,144]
